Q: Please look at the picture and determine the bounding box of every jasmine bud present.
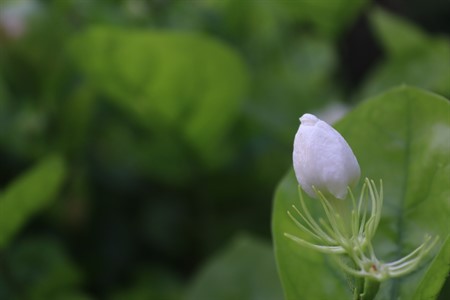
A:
[293,113,360,199]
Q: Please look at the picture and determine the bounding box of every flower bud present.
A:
[293,113,360,199]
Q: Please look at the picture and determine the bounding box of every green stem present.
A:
[353,277,364,300]
[356,278,380,300]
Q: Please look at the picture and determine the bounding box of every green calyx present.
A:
[284,178,438,298]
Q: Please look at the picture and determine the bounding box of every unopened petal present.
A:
[293,113,360,199]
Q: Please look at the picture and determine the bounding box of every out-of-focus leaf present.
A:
[272,171,350,300]
[0,237,85,300]
[412,237,450,300]
[94,117,195,184]
[280,0,368,38]
[370,8,429,56]
[202,0,367,41]
[0,103,49,159]
[184,234,284,300]
[0,76,10,104]
[358,9,450,99]
[0,76,10,136]
[251,37,339,143]
[111,268,182,300]
[57,85,95,157]
[273,86,450,299]
[200,0,285,47]
[0,155,66,248]
[357,40,450,99]
[51,294,92,300]
[69,27,248,169]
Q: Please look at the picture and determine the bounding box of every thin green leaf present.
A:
[0,155,66,248]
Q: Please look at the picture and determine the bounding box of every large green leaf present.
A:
[184,234,284,300]
[272,171,351,300]
[412,237,450,300]
[69,27,248,169]
[0,155,66,248]
[272,86,450,299]
[357,9,450,99]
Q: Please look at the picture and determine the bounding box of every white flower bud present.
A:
[293,113,360,200]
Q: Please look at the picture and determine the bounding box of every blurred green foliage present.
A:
[0,237,88,300]
[69,26,249,181]
[184,235,283,300]
[356,8,450,99]
[0,0,449,299]
[0,155,66,248]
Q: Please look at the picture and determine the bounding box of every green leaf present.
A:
[184,234,284,300]
[412,237,450,300]
[202,0,366,40]
[111,268,182,300]
[272,86,450,299]
[279,0,368,38]
[57,85,95,157]
[370,8,429,56]
[95,117,196,184]
[69,27,248,169]
[272,172,351,300]
[199,0,284,47]
[0,155,66,248]
[252,36,338,143]
[0,103,49,160]
[358,9,450,99]
[1,237,85,300]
